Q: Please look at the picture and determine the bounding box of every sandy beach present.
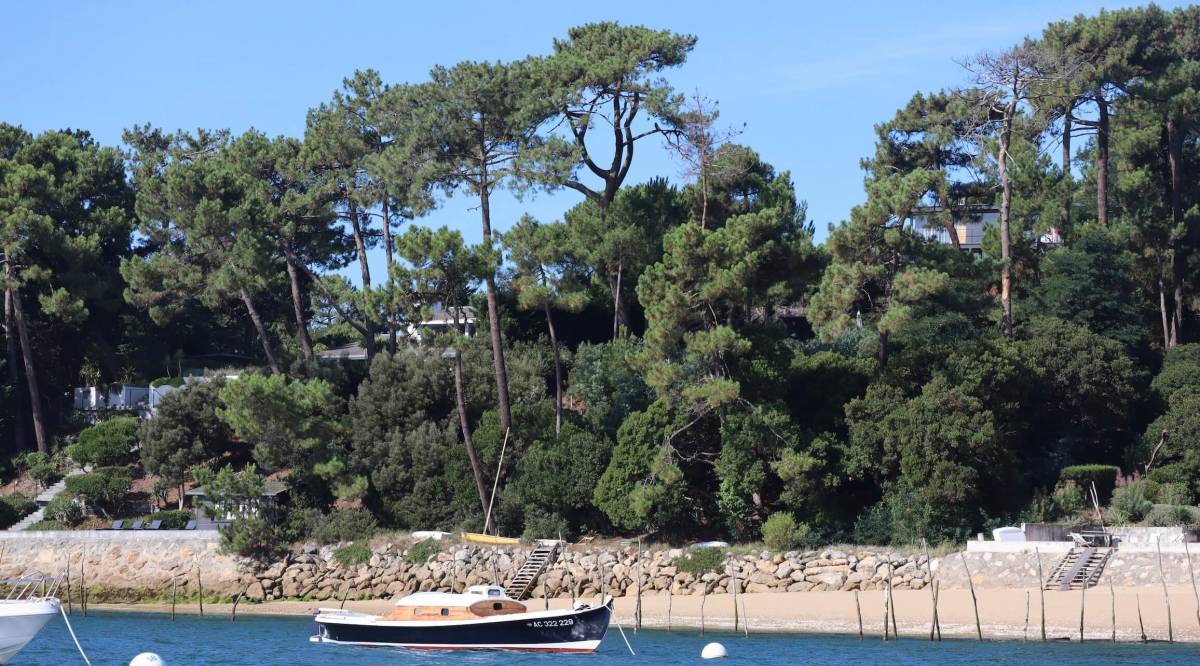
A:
[87,586,1200,642]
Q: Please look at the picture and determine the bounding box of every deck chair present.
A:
[130,519,144,530]
[184,520,197,530]
[147,520,162,530]
[110,520,124,530]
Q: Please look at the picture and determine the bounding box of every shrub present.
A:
[311,508,377,545]
[219,516,283,558]
[405,539,440,565]
[65,466,133,517]
[522,508,569,542]
[1147,505,1197,528]
[1156,483,1195,507]
[150,377,185,388]
[333,542,372,568]
[68,417,139,467]
[25,520,66,531]
[43,496,84,526]
[0,494,37,529]
[673,547,727,576]
[1059,465,1120,504]
[25,452,60,489]
[1147,464,1190,486]
[280,506,323,542]
[761,512,811,551]
[153,509,192,529]
[1111,481,1153,523]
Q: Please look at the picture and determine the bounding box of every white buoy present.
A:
[130,653,167,666]
[701,642,727,659]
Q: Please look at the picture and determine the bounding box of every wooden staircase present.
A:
[1044,547,1112,591]
[504,541,560,600]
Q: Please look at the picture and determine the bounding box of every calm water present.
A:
[19,611,1200,665]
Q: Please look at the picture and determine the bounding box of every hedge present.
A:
[1059,465,1121,504]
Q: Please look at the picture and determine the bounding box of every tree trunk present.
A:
[381,196,397,356]
[238,286,281,374]
[347,205,378,359]
[937,195,961,249]
[1167,116,1186,347]
[477,175,512,434]
[451,354,489,520]
[1062,110,1073,233]
[544,302,563,437]
[999,105,1015,338]
[611,260,624,340]
[4,286,27,451]
[1159,274,1172,350]
[1096,95,1110,227]
[282,248,315,365]
[877,329,890,369]
[7,280,48,453]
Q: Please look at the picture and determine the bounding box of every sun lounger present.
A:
[110,520,124,530]
[147,520,162,530]
[184,520,197,530]
[130,519,144,530]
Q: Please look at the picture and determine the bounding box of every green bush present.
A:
[68,417,139,467]
[761,512,810,551]
[1156,483,1195,507]
[522,508,569,542]
[65,466,132,517]
[24,452,61,489]
[153,509,192,529]
[0,494,37,529]
[1111,481,1154,523]
[43,496,84,526]
[1147,505,1197,528]
[219,516,284,558]
[404,539,440,564]
[1147,463,1190,486]
[280,507,323,542]
[673,547,727,575]
[150,377,185,388]
[333,542,372,568]
[1059,465,1120,504]
[25,520,66,531]
[311,508,377,545]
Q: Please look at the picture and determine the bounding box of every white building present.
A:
[912,204,1062,253]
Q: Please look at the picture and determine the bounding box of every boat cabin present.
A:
[383,585,527,621]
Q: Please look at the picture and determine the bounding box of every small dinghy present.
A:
[312,585,612,653]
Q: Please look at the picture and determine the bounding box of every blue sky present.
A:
[2,1,1185,284]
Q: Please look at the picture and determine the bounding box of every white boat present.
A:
[0,576,62,664]
[312,585,612,653]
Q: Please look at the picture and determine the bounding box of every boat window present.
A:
[440,608,449,616]
[413,608,421,615]
[493,602,503,610]
[488,589,501,597]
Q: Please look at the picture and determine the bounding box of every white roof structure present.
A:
[394,585,510,608]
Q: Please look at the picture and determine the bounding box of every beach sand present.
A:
[87,585,1200,642]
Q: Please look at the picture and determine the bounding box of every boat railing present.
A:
[0,573,65,602]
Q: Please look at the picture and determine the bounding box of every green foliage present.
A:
[569,338,653,437]
[1111,481,1154,523]
[311,508,378,545]
[153,510,193,529]
[0,494,37,529]
[25,452,61,489]
[522,508,570,542]
[405,539,440,565]
[65,466,132,518]
[333,542,372,568]
[69,416,139,467]
[1155,483,1194,507]
[140,379,233,494]
[761,513,810,551]
[593,401,687,532]
[25,521,66,531]
[1147,505,1197,528]
[508,421,612,534]
[193,465,264,519]
[219,516,284,558]
[673,547,726,576]
[1059,465,1120,504]
[43,496,84,526]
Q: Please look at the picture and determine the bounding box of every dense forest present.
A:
[2,6,1200,549]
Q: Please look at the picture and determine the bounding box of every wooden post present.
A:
[1079,579,1086,642]
[1185,541,1200,631]
[740,588,750,638]
[959,552,982,640]
[887,563,898,638]
[64,558,73,616]
[635,538,642,631]
[196,566,204,616]
[1023,591,1030,642]
[731,562,739,634]
[1136,593,1147,642]
[854,590,863,640]
[700,581,709,636]
[1109,581,1116,643]
[1156,537,1173,642]
[667,586,673,632]
[933,580,942,641]
[80,558,86,617]
[543,576,549,611]
[339,585,350,610]
[171,576,177,621]
[1035,548,1046,641]
[231,590,242,621]
[882,582,890,641]
[923,542,939,640]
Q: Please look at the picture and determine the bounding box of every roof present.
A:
[185,478,288,498]
[316,343,369,361]
[394,586,510,608]
[421,305,477,326]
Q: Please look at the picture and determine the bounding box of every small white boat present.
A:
[312,584,612,653]
[0,576,63,664]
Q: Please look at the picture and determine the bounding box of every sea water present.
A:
[18,612,1200,665]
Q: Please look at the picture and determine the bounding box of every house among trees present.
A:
[912,204,1063,253]
[184,478,288,527]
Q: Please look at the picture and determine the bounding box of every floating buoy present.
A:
[701,642,727,659]
[130,653,167,666]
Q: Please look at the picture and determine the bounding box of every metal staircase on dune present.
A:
[505,541,561,600]
[1044,547,1112,591]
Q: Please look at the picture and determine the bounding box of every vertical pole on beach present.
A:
[882,582,890,641]
[700,582,709,636]
[171,576,177,621]
[959,552,982,641]
[80,557,87,617]
[635,538,642,631]
[923,541,939,640]
[933,580,942,641]
[339,585,350,610]
[887,563,898,638]
[1156,537,1173,642]
[667,586,673,632]
[1035,548,1046,641]
[64,557,73,616]
[543,575,549,611]
[196,565,204,616]
[1023,591,1030,642]
[740,587,750,638]
[1079,578,1086,642]
[731,561,739,634]
[1185,541,1200,631]
[1136,593,1147,642]
[231,589,242,621]
[1109,581,1116,642]
[854,590,863,640]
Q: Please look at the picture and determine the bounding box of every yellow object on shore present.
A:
[461,532,520,545]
